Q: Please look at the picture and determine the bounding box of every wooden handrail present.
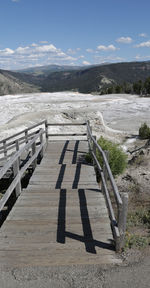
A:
[0,121,86,158]
[47,122,86,126]
[86,121,128,251]
[0,130,40,152]
[47,122,87,138]
[0,120,46,144]
[0,129,45,212]
[87,124,122,206]
[0,120,47,159]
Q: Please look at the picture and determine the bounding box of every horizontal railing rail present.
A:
[47,123,86,126]
[86,121,128,251]
[47,122,87,138]
[0,129,45,213]
[0,121,87,162]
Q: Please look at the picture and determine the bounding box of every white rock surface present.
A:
[0,92,150,142]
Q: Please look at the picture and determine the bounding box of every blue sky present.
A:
[0,0,150,69]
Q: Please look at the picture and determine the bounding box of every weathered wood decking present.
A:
[0,140,121,267]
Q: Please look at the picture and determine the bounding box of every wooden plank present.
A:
[0,251,121,268]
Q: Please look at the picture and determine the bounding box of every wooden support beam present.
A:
[118,193,128,251]
[15,140,20,167]
[40,133,44,159]
[13,158,21,198]
[32,142,37,170]
[3,140,7,159]
[25,130,28,144]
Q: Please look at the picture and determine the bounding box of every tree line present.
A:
[100,76,150,96]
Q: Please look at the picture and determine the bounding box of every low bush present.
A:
[85,136,127,176]
[139,122,150,139]
[97,136,127,176]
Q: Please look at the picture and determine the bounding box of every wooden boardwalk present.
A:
[0,140,121,267]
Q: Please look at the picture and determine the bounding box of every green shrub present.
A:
[97,136,127,176]
[139,122,150,139]
[85,152,93,164]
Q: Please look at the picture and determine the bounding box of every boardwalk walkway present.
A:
[0,140,121,267]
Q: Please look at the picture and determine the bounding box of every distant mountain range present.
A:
[16,64,86,76]
[0,61,150,95]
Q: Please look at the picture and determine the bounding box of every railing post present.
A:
[13,158,21,198]
[32,141,37,170]
[3,140,7,159]
[86,120,89,141]
[92,136,96,166]
[118,193,128,251]
[103,150,109,182]
[40,132,44,159]
[25,129,28,144]
[45,120,48,141]
[15,140,20,166]
[101,150,109,193]
[89,125,92,151]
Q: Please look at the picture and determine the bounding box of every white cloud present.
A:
[97,44,118,51]
[135,54,150,60]
[35,44,57,53]
[135,40,150,48]
[16,46,30,54]
[116,37,133,44]
[94,55,125,63]
[12,0,20,2]
[67,48,81,54]
[0,48,14,55]
[31,43,38,47]
[67,49,77,55]
[86,48,94,53]
[139,33,148,38]
[83,61,91,65]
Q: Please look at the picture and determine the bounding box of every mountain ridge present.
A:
[0,61,150,95]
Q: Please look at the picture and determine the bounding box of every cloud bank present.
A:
[0,43,79,70]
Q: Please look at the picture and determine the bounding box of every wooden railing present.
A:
[0,121,86,161]
[0,120,48,161]
[47,122,87,137]
[0,121,86,215]
[86,121,128,251]
[0,129,45,213]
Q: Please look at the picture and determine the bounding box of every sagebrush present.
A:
[139,122,150,139]
[85,136,127,176]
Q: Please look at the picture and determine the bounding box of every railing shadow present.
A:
[72,140,79,164]
[59,140,69,164]
[56,140,114,253]
[57,188,114,253]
